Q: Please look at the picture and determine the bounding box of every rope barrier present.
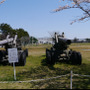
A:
[1,71,90,89]
[0,74,69,83]
[74,74,90,77]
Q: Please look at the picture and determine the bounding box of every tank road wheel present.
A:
[24,49,28,57]
[0,50,7,65]
[17,52,26,66]
[46,49,52,64]
[76,52,82,65]
[21,52,26,66]
[70,51,82,65]
[46,49,55,65]
[70,51,78,65]
[0,51,3,61]
[51,51,56,65]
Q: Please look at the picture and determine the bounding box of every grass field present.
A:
[0,43,90,89]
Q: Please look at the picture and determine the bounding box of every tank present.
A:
[46,32,82,65]
[0,34,28,66]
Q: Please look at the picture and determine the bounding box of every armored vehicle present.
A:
[0,34,28,66]
[46,32,82,65]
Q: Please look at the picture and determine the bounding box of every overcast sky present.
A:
[0,0,90,39]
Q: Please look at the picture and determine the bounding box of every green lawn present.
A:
[0,43,90,89]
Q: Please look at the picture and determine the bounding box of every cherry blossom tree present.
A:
[53,0,90,24]
[0,0,6,5]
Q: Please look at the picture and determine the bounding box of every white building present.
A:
[38,37,53,44]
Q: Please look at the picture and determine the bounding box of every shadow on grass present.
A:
[16,55,90,89]
[41,56,71,70]
[16,63,90,89]
[41,57,90,89]
[41,58,55,70]
[17,65,71,89]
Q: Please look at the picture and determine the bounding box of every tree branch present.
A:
[53,0,90,24]
[0,0,6,5]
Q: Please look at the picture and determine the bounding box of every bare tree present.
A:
[53,0,90,24]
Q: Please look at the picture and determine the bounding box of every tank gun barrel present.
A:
[0,38,13,45]
[58,37,71,45]
[54,32,71,45]
[0,35,18,45]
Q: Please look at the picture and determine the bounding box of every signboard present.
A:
[8,48,18,80]
[8,48,18,63]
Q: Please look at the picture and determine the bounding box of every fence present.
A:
[0,71,90,89]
